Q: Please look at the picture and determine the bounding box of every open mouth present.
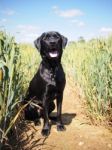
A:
[49,51,59,58]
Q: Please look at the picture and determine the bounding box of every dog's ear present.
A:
[56,32,68,49]
[61,35,68,49]
[34,33,45,52]
[34,36,41,52]
[34,37,41,51]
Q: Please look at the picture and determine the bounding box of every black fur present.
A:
[24,31,67,136]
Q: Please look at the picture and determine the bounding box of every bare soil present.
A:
[11,79,112,150]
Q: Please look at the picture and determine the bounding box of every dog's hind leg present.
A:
[24,104,41,125]
[49,101,55,114]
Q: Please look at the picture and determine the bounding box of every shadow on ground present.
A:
[50,112,76,125]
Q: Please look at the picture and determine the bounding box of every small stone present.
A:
[108,144,111,148]
[78,141,84,146]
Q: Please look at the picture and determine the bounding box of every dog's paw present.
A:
[41,129,50,137]
[57,124,66,131]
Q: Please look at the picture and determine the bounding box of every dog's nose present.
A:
[50,40,56,45]
[50,41,56,48]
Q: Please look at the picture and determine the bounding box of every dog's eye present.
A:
[43,35,50,40]
[53,34,60,39]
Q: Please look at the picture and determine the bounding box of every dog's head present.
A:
[34,31,67,60]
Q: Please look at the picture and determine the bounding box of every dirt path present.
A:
[16,79,112,150]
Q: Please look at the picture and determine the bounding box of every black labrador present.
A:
[24,31,67,136]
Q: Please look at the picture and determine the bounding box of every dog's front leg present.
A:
[41,92,51,136]
[56,93,66,131]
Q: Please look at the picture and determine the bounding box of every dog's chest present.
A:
[40,67,64,87]
[41,68,56,86]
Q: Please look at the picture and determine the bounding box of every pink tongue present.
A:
[49,51,58,57]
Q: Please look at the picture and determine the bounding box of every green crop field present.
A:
[63,38,112,124]
[0,31,112,148]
